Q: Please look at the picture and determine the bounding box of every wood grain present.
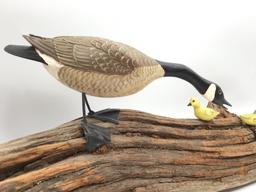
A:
[0,109,256,192]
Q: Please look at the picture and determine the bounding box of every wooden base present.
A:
[0,108,256,192]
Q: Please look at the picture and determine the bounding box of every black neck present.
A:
[157,60,211,94]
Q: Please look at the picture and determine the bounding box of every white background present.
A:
[0,0,255,190]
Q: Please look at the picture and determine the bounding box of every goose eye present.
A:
[192,100,195,103]
[218,90,222,95]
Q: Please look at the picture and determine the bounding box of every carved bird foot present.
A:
[88,108,120,124]
[81,121,111,152]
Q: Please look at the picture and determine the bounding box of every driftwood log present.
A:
[1,107,256,192]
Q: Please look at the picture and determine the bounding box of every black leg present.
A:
[81,93,111,152]
[83,93,120,124]
[82,93,87,124]
[83,93,94,115]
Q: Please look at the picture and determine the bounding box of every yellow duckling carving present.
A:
[240,111,256,126]
[188,97,220,121]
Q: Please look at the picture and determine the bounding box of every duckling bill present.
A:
[4,35,231,151]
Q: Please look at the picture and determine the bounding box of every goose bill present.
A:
[214,98,232,107]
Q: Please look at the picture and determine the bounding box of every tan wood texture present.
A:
[0,108,256,192]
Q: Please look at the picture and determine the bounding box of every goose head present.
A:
[203,83,231,107]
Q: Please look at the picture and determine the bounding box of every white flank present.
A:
[36,49,63,80]
[203,83,216,101]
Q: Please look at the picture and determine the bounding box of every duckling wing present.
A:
[24,35,158,75]
[204,108,219,117]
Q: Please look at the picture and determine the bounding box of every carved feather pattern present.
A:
[23,35,58,60]
[24,35,159,75]
[24,35,165,96]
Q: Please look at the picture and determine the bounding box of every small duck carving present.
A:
[240,111,256,126]
[188,97,219,121]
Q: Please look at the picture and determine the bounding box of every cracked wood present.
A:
[0,109,256,192]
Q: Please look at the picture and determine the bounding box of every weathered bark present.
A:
[0,108,256,192]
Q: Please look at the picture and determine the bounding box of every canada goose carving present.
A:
[4,35,231,151]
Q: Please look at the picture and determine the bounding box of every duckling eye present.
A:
[192,100,195,103]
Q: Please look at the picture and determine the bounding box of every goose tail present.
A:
[4,44,46,64]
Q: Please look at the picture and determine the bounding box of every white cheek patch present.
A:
[36,49,63,80]
[203,84,216,101]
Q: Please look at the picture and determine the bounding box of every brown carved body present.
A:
[24,35,165,97]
